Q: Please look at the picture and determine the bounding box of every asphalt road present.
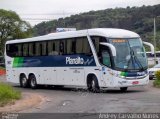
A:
[1,75,160,118]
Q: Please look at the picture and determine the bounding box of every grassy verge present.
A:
[153,80,160,88]
[154,70,160,88]
[0,83,21,107]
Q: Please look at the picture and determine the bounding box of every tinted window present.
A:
[75,37,92,55]
[48,40,59,55]
[35,42,47,56]
[59,40,66,55]
[6,37,92,57]
[66,39,76,54]
[29,43,35,56]
[6,44,21,57]
[22,43,28,56]
[91,36,107,56]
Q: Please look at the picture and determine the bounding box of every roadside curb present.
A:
[0,92,45,113]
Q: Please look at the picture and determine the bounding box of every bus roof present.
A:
[6,28,140,44]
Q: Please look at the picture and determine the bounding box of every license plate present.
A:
[132,81,139,85]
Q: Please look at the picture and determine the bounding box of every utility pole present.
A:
[153,17,157,65]
[153,16,160,65]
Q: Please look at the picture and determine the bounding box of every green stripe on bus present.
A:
[13,57,24,67]
[13,58,19,67]
[120,72,128,77]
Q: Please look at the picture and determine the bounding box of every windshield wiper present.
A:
[130,48,144,71]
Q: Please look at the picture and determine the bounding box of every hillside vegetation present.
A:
[33,4,160,49]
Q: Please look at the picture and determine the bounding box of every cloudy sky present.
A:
[0,0,159,26]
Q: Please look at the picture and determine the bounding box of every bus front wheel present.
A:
[87,75,100,93]
[29,75,37,89]
[120,87,128,92]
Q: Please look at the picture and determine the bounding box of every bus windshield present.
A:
[109,38,147,71]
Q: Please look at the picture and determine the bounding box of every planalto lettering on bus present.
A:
[5,28,154,92]
[66,57,84,65]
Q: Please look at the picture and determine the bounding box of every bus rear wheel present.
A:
[20,75,28,88]
[54,85,64,89]
[29,75,37,89]
[120,87,128,92]
[87,75,100,93]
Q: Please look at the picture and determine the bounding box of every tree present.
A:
[0,9,32,54]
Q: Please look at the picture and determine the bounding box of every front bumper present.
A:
[107,75,149,88]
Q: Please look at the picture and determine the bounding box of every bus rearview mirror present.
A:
[100,42,116,57]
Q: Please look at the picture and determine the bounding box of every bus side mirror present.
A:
[100,42,116,57]
[143,42,154,55]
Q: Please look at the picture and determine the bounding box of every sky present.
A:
[0,0,160,26]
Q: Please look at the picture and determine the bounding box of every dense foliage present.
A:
[33,4,160,50]
[0,9,32,54]
[154,70,160,88]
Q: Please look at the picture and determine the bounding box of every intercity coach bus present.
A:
[5,28,154,92]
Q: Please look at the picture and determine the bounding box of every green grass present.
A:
[153,70,160,88]
[0,83,21,107]
[153,80,160,88]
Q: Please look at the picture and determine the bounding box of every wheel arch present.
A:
[86,73,99,86]
[19,73,27,80]
[28,73,35,79]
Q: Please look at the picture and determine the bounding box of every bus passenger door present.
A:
[101,67,113,87]
[100,46,114,86]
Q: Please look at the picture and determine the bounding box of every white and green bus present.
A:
[5,28,154,92]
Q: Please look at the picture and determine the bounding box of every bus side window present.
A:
[66,38,76,55]
[35,42,42,56]
[7,44,17,57]
[7,44,23,57]
[41,42,47,56]
[59,40,66,55]
[48,41,56,55]
[29,43,35,56]
[99,45,112,67]
[48,40,60,56]
[72,40,76,54]
[76,38,83,54]
[35,42,47,56]
[23,43,28,56]
[55,41,60,55]
[17,44,22,57]
[102,51,111,67]
[83,37,92,55]
[76,37,92,56]
[91,36,107,57]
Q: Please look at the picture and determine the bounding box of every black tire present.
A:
[20,75,28,88]
[87,75,100,93]
[120,87,128,92]
[54,85,64,89]
[149,77,153,80]
[29,75,37,89]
